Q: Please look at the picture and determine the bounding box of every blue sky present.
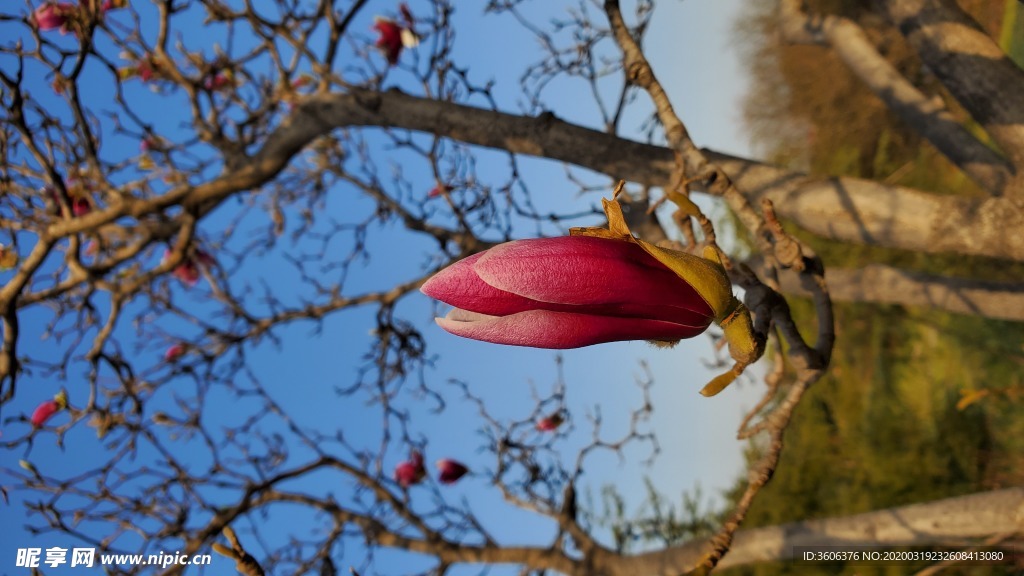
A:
[0,0,763,573]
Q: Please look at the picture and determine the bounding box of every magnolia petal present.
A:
[400,28,420,48]
[394,450,426,488]
[571,198,734,319]
[437,309,706,349]
[474,236,713,316]
[422,253,543,316]
[373,18,404,65]
[425,249,711,328]
[444,308,499,323]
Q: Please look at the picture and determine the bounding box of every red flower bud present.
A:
[423,190,765,397]
[435,458,468,484]
[31,400,60,427]
[203,72,233,92]
[33,3,76,33]
[394,450,426,488]
[71,196,91,216]
[536,412,564,432]
[30,390,67,428]
[422,236,713,349]
[164,344,186,362]
[373,17,404,66]
[137,60,156,82]
[163,248,215,288]
[427,184,450,199]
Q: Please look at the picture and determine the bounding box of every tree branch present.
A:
[32,89,1024,264]
[270,90,1024,262]
[774,263,1024,323]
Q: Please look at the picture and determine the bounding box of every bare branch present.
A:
[268,90,1024,262]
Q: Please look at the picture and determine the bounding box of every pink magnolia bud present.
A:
[164,248,215,288]
[164,344,186,362]
[427,184,450,199]
[422,236,714,349]
[373,17,404,66]
[33,3,76,33]
[203,70,234,92]
[44,180,94,218]
[394,450,426,488]
[137,60,156,82]
[174,262,200,286]
[71,196,91,216]
[435,459,468,485]
[30,391,67,428]
[291,74,314,89]
[31,400,60,427]
[536,412,564,432]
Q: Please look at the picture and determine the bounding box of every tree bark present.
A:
[775,263,1024,323]
[779,0,1012,195]
[613,487,1024,574]
[267,90,1024,262]
[881,0,1024,178]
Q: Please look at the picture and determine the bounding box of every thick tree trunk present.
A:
[881,0,1024,180]
[612,487,1024,574]
[262,90,1024,262]
[779,0,1013,195]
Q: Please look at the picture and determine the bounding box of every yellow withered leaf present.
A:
[956,389,990,411]
[0,246,17,270]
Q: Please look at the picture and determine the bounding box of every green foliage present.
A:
[589,480,719,553]
[1001,0,1024,66]
[719,301,1023,576]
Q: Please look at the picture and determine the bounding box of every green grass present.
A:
[1001,0,1024,66]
